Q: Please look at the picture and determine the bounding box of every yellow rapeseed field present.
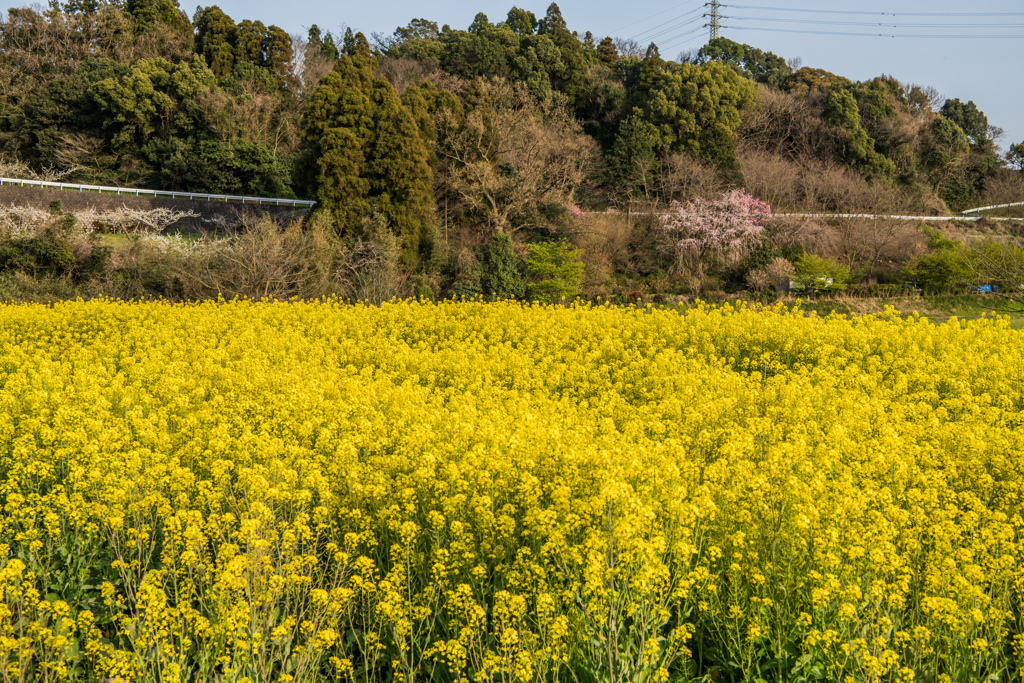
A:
[1,299,1023,683]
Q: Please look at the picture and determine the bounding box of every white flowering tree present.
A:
[660,189,771,290]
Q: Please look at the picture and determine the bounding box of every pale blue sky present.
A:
[207,0,1022,151]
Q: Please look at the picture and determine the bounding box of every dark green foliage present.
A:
[0,230,76,279]
[596,37,618,65]
[537,3,587,105]
[195,6,238,76]
[125,0,189,34]
[0,1,1015,305]
[696,38,792,89]
[629,59,757,168]
[300,40,435,260]
[439,4,587,104]
[609,114,661,196]
[482,233,525,299]
[925,117,969,168]
[505,7,538,35]
[147,137,291,195]
[341,28,357,56]
[386,19,442,65]
[941,98,990,150]
[195,9,291,84]
[308,25,340,61]
[1008,142,1024,172]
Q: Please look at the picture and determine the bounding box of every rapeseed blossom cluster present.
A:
[1,299,1022,682]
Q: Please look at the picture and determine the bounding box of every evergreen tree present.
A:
[125,0,189,33]
[596,36,618,65]
[505,7,537,35]
[482,233,525,299]
[300,37,435,259]
[342,28,356,56]
[823,88,895,178]
[1008,142,1024,172]
[537,3,586,104]
[941,98,991,150]
[307,25,339,60]
[195,6,237,77]
[366,80,435,258]
[629,59,756,169]
[235,19,268,66]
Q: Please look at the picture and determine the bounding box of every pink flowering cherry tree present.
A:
[660,189,772,290]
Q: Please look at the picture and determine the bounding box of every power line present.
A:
[724,25,1024,38]
[629,5,706,42]
[661,27,712,52]
[725,4,1024,17]
[607,0,703,36]
[728,15,1024,29]
[634,15,706,44]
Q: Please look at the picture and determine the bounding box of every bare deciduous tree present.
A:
[438,79,599,235]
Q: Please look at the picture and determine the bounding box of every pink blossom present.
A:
[660,189,770,263]
[568,204,588,220]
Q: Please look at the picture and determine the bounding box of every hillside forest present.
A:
[1,0,1023,303]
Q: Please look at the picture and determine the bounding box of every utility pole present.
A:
[705,0,722,42]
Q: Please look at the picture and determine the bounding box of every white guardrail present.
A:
[0,177,316,208]
[774,212,1024,222]
[961,201,1024,215]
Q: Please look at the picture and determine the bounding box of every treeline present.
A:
[0,0,1022,302]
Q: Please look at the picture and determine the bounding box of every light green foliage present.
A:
[901,248,972,293]
[822,89,895,178]
[793,253,851,292]
[526,238,584,302]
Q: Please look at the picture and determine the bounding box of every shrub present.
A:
[482,233,525,300]
[526,239,584,303]
[793,253,851,292]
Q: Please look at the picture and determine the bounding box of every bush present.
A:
[900,248,972,293]
[792,253,851,292]
[0,231,77,278]
[482,234,525,300]
[526,239,585,303]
